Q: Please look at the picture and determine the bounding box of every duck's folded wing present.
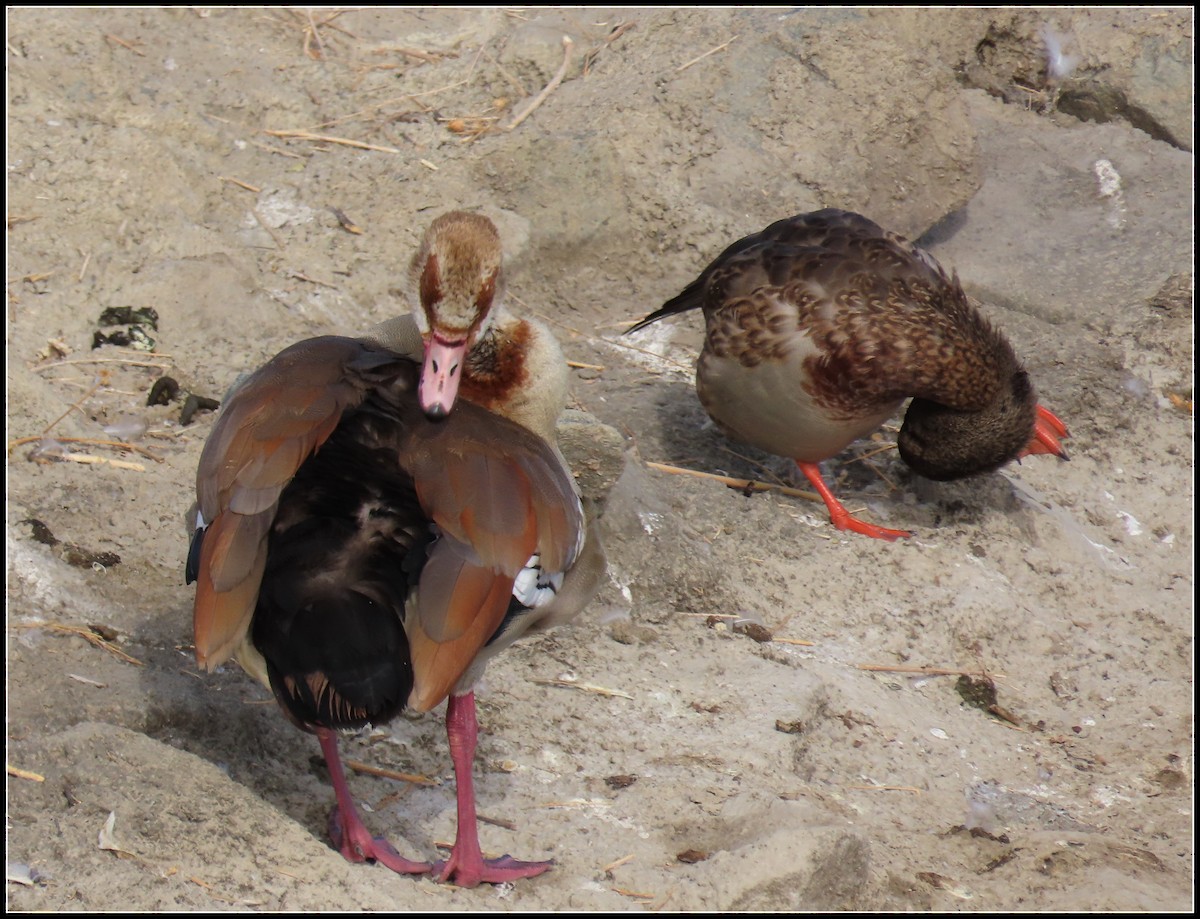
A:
[399,407,585,711]
[191,336,411,671]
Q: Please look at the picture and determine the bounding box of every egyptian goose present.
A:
[188,211,605,887]
[629,209,1069,540]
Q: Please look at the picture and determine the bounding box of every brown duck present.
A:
[189,211,605,886]
[629,208,1069,540]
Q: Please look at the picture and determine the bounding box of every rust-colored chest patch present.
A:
[459,320,531,412]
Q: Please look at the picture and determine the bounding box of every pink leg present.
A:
[433,691,553,887]
[797,461,911,541]
[318,728,431,876]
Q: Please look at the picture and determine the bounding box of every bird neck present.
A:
[461,307,568,442]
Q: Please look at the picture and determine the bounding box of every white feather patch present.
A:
[511,553,564,608]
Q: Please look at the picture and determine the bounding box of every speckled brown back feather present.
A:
[692,211,1021,418]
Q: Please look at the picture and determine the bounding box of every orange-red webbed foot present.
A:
[796,462,911,542]
[1020,404,1070,460]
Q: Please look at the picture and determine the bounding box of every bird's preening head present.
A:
[410,211,506,420]
[897,370,1041,481]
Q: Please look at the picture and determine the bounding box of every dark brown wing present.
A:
[191,336,411,671]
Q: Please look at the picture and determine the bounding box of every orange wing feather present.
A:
[399,403,584,712]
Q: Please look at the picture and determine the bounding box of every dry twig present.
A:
[219,175,262,193]
[676,35,737,72]
[530,677,632,699]
[105,34,145,56]
[375,45,448,63]
[32,356,173,372]
[7,436,163,462]
[857,664,1007,679]
[584,21,636,75]
[250,139,307,160]
[845,784,923,794]
[264,129,401,154]
[330,207,363,234]
[7,764,46,782]
[602,854,636,875]
[506,36,574,131]
[56,453,144,471]
[612,887,656,900]
[645,461,822,503]
[600,336,694,374]
[346,760,440,786]
[10,621,144,666]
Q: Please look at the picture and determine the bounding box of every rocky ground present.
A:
[6,7,1193,911]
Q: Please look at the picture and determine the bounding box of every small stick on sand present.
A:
[345,760,440,786]
[7,435,164,462]
[676,36,737,72]
[290,271,337,289]
[304,8,326,60]
[105,34,145,56]
[219,176,262,193]
[506,36,574,131]
[602,854,636,875]
[602,337,694,374]
[857,664,1007,679]
[845,784,923,794]
[329,207,363,234]
[7,764,46,782]
[42,380,103,434]
[530,678,633,699]
[611,887,656,900]
[10,621,144,666]
[250,140,307,160]
[37,452,146,472]
[264,130,402,154]
[33,357,173,372]
[377,45,447,63]
[645,461,822,503]
[844,442,899,464]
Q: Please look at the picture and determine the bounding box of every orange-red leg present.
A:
[796,461,911,541]
[433,691,553,887]
[1019,404,1071,459]
[319,729,432,876]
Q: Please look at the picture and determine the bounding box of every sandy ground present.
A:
[6,7,1193,912]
